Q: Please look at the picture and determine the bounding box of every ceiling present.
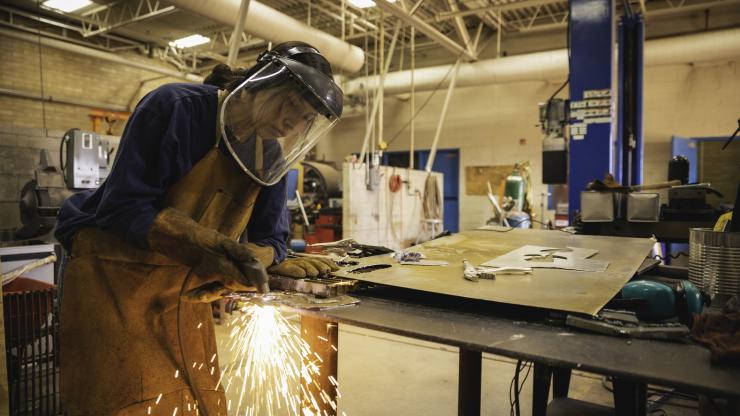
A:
[1,0,739,75]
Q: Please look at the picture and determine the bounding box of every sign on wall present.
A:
[465,165,515,195]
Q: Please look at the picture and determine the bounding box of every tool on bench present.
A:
[307,238,395,257]
[619,279,709,326]
[463,259,532,282]
[587,176,681,193]
[566,309,690,340]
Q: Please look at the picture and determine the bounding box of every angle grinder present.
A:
[620,279,710,326]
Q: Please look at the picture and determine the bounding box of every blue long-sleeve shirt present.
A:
[55,83,289,264]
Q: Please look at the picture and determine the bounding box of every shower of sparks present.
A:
[218,298,341,416]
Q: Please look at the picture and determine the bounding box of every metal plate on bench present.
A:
[330,228,654,316]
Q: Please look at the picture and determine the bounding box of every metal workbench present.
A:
[299,288,740,416]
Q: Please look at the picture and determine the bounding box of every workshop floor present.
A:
[215,313,698,415]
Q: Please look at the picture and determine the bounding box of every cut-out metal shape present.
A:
[483,245,609,272]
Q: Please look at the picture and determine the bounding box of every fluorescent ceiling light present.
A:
[169,34,211,49]
[43,0,93,13]
[347,0,395,9]
[348,0,376,8]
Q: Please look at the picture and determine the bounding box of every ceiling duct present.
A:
[345,27,740,95]
[169,0,365,73]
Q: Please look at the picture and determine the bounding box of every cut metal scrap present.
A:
[482,245,609,272]
[400,260,449,266]
[463,259,531,282]
[395,251,449,266]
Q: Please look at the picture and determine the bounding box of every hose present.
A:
[422,174,442,222]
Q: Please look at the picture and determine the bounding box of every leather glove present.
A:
[148,208,273,301]
[268,256,339,278]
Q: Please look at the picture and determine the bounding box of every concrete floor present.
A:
[215,312,699,415]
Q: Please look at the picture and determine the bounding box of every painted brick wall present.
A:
[0,35,183,133]
[317,60,740,231]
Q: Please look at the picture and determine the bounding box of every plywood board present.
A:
[343,163,443,251]
[465,165,515,195]
[331,227,655,316]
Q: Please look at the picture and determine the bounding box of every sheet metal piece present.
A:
[240,292,360,310]
[268,274,358,297]
[330,228,655,315]
[482,245,610,272]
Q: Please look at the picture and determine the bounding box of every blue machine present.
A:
[566,0,645,220]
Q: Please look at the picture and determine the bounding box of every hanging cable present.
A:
[35,0,48,130]
[421,173,442,239]
[409,25,416,169]
[385,55,461,148]
[721,117,740,149]
[177,272,210,416]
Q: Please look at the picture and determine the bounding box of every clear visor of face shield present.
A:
[219,59,342,186]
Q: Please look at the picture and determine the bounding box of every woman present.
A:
[55,41,342,415]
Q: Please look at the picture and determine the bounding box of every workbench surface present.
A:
[301,292,740,399]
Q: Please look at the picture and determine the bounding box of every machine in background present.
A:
[486,163,534,228]
[540,98,569,185]
[4,129,111,242]
[578,155,726,243]
[286,161,343,252]
[61,129,111,189]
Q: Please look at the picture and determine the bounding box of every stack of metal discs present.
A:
[689,228,740,298]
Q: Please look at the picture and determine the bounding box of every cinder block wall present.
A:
[318,61,740,231]
[0,36,183,133]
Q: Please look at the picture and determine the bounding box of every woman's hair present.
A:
[204,41,333,91]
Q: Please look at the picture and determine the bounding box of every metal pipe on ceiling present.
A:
[0,87,130,112]
[169,0,365,73]
[0,27,203,82]
[345,27,740,96]
[227,0,253,66]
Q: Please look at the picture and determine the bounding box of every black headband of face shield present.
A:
[240,64,336,120]
[250,43,342,119]
[257,45,322,63]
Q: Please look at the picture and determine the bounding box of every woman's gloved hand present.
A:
[268,256,339,278]
[147,208,274,301]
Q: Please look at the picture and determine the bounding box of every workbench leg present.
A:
[457,348,481,416]
[612,377,646,416]
[552,367,572,398]
[302,315,339,416]
[532,363,552,416]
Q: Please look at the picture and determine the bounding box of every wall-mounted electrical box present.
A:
[63,129,110,189]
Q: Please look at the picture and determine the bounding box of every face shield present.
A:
[219,57,343,186]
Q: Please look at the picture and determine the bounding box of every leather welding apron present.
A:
[60,147,260,416]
